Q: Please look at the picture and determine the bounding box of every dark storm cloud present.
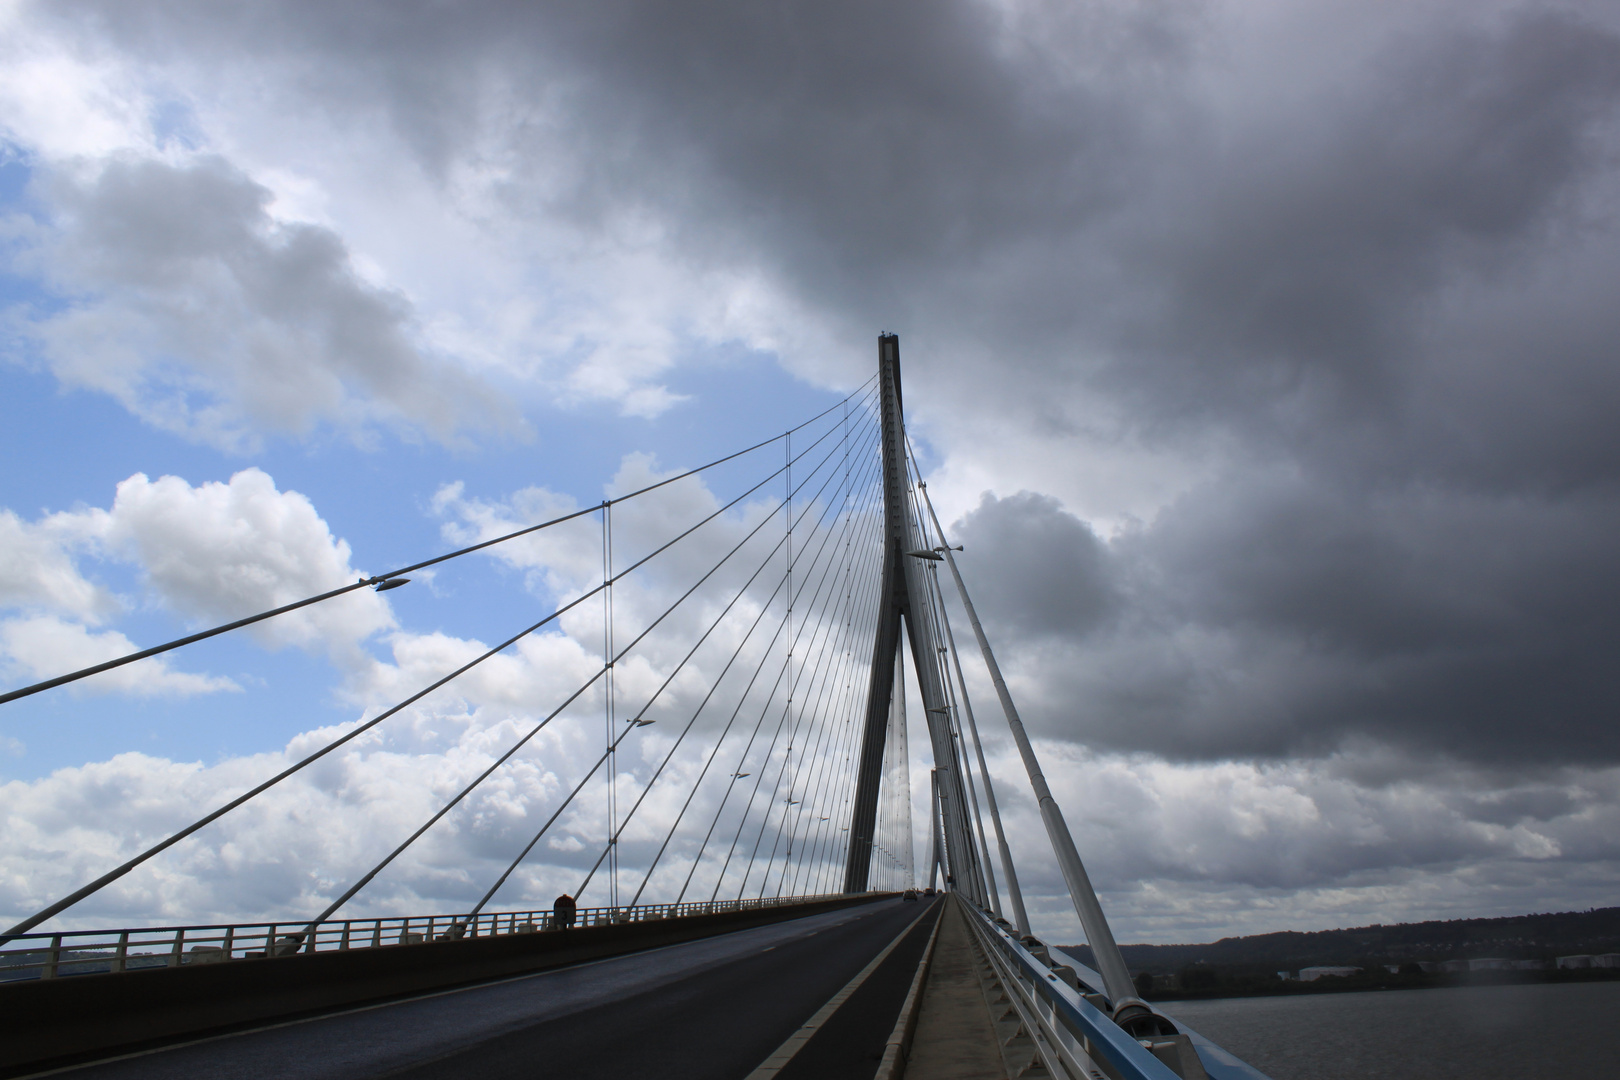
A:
[949,483,1620,764]
[47,4,1620,381]
[953,491,1117,638]
[20,154,515,447]
[36,0,1620,769]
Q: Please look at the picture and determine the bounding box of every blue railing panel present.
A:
[1048,945,1274,1080]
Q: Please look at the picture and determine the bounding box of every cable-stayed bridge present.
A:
[0,338,1267,1080]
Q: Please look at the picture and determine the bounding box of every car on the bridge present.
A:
[902,889,919,901]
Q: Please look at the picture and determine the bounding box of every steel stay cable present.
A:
[671,511,870,909]
[599,387,873,608]
[763,488,888,897]
[787,531,881,893]
[0,378,877,708]
[783,686,857,897]
[472,418,879,913]
[788,626,873,896]
[806,647,868,897]
[790,531,884,888]
[660,529,861,907]
[609,435,886,904]
[907,444,995,902]
[705,490,886,902]
[2,396,877,941]
[481,466,874,917]
[915,469,1031,933]
[769,566,873,899]
[929,557,1002,914]
[691,655,791,902]
[0,584,611,943]
[480,502,835,918]
[599,408,875,707]
[625,459,876,906]
[803,397,860,899]
[808,498,883,894]
[689,458,884,902]
[902,443,987,902]
[302,657,610,937]
[305,421,868,936]
[473,394,876,931]
[925,556,999,909]
[800,684,858,892]
[731,501,886,901]
[760,545,864,898]
[628,598,792,906]
[774,491,885,892]
[466,708,644,920]
[737,478,886,899]
[603,499,617,906]
[571,447,859,900]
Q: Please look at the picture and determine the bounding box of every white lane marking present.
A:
[744,903,933,1079]
[16,902,890,1079]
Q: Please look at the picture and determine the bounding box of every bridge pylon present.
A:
[843,335,985,901]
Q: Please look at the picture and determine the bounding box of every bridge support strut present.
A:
[843,335,984,901]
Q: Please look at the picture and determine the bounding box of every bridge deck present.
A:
[42,898,939,1080]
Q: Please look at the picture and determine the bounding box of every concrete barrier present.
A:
[0,893,887,1076]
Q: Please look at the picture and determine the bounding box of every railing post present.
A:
[170,927,185,967]
[114,929,129,973]
[41,933,61,979]
[223,925,235,961]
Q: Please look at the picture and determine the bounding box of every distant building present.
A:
[1277,971,1293,981]
[1594,954,1620,969]
[1511,959,1549,970]
[1557,955,1592,969]
[1298,966,1360,981]
[1416,961,1442,973]
[1469,958,1511,971]
[1437,959,1469,973]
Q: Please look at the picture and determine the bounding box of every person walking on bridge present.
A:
[552,892,577,929]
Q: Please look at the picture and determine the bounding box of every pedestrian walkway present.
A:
[905,899,1011,1079]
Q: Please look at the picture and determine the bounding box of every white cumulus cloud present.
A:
[0,467,394,696]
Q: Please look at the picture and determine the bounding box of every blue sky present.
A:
[0,351,853,778]
[0,136,857,778]
[4,0,1620,945]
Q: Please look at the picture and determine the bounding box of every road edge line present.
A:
[873,898,947,1080]
[10,904,887,1080]
[745,900,935,1078]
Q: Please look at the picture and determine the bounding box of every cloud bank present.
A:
[2,0,1619,940]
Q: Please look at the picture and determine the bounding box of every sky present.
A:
[3,0,1620,946]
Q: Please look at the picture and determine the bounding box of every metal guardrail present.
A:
[1045,945,1274,1080]
[963,903,1270,1080]
[0,893,849,984]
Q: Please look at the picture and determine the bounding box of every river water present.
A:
[1160,982,1620,1079]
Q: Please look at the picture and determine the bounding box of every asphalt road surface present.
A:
[48,896,942,1080]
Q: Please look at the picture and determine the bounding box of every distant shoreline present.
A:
[1058,904,1620,1002]
[1147,967,1620,1002]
